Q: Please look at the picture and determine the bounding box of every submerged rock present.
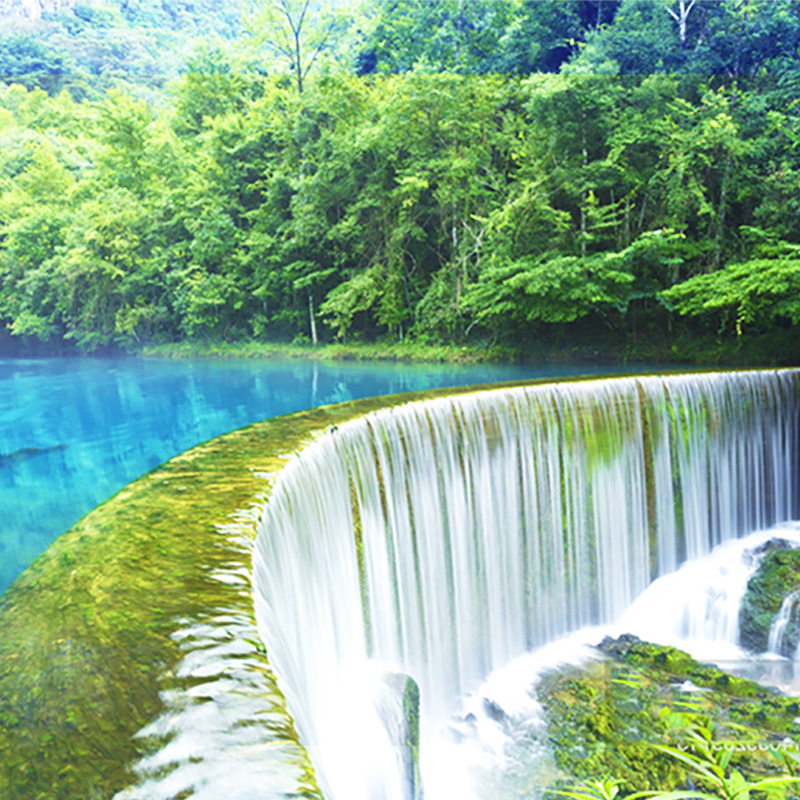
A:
[739,542,800,653]
[0,443,67,467]
[483,697,506,722]
[375,672,422,800]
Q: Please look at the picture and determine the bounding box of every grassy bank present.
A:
[5,316,798,367]
[134,326,800,368]
[137,339,516,363]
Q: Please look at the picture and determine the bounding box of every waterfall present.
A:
[768,590,800,657]
[252,370,800,799]
[618,525,800,662]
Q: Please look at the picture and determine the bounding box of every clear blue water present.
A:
[0,356,654,596]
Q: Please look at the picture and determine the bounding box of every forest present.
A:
[2,0,800,362]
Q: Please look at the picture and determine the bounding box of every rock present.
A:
[745,538,800,563]
[538,634,800,796]
[597,633,646,659]
[0,443,67,468]
[375,672,422,800]
[739,546,800,653]
[483,698,505,722]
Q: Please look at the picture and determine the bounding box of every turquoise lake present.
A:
[0,356,659,596]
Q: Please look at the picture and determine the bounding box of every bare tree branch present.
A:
[246,0,340,93]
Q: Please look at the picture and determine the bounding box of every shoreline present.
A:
[136,340,517,364]
[6,326,797,367]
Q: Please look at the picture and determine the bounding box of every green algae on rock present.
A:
[0,378,550,800]
[539,635,800,798]
[739,542,800,654]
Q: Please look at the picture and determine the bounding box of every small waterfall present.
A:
[618,525,800,662]
[252,370,800,799]
[450,521,800,800]
[768,590,800,657]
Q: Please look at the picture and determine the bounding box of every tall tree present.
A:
[360,0,516,74]
[665,0,699,48]
[244,0,342,93]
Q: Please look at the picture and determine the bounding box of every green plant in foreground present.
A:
[634,720,800,800]
[554,777,623,800]
[557,718,800,800]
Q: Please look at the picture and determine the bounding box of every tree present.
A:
[244,0,343,93]
[0,33,76,94]
[463,250,635,328]
[661,239,800,335]
[498,0,585,74]
[171,41,254,136]
[360,0,516,74]
[665,0,700,48]
[690,0,800,79]
[566,1,684,74]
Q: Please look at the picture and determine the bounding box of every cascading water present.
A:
[252,370,800,799]
[618,524,800,661]
[769,589,800,657]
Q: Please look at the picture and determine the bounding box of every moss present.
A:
[540,635,800,798]
[739,543,800,653]
[1,369,796,799]
[601,635,800,719]
[0,374,628,800]
[539,659,685,796]
[0,422,317,798]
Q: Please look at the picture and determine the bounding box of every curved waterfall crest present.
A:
[252,370,800,800]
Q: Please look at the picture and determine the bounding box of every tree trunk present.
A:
[624,194,631,246]
[295,29,304,94]
[580,145,588,259]
[308,293,317,345]
[666,0,698,50]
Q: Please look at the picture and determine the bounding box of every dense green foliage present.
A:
[539,635,800,798]
[2,0,800,358]
[0,0,257,97]
[356,0,800,78]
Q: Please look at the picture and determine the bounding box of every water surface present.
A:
[0,356,655,595]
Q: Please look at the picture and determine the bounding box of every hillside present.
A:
[0,0,255,94]
[1,1,800,363]
[2,0,76,21]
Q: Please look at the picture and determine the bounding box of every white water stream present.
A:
[252,370,800,799]
[769,590,800,657]
[431,523,800,800]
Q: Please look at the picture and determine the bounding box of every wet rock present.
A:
[744,537,800,566]
[597,633,645,659]
[483,697,505,722]
[739,547,800,653]
[376,672,422,800]
[539,634,800,796]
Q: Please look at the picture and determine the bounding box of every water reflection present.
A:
[0,356,650,596]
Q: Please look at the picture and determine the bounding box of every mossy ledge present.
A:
[1,375,602,800]
[739,542,800,654]
[539,634,800,798]
[0,368,783,799]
